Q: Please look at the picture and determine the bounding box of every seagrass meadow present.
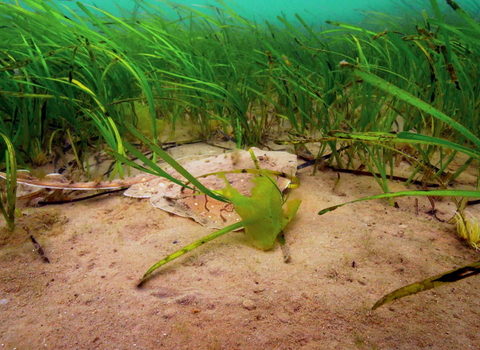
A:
[0,0,480,348]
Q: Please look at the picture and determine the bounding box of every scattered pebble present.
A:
[162,308,176,319]
[277,312,290,323]
[253,286,265,293]
[242,299,256,310]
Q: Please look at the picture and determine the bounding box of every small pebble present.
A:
[277,312,290,323]
[162,308,176,319]
[242,299,256,310]
[253,286,265,293]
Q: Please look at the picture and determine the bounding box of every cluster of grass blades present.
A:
[293,0,480,309]
[1,0,349,169]
[454,211,480,250]
[3,0,478,167]
[3,0,458,169]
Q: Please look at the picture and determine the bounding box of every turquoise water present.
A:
[60,0,390,22]
[54,0,463,26]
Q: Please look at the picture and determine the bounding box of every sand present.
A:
[1,143,479,349]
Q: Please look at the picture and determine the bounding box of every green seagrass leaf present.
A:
[223,175,300,250]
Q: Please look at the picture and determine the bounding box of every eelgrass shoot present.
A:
[0,133,17,231]
[454,212,480,250]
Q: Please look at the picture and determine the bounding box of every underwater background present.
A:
[1,2,480,339]
[55,0,477,26]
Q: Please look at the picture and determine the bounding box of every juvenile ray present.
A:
[124,147,298,229]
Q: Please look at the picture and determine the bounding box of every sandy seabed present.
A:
[1,143,479,349]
